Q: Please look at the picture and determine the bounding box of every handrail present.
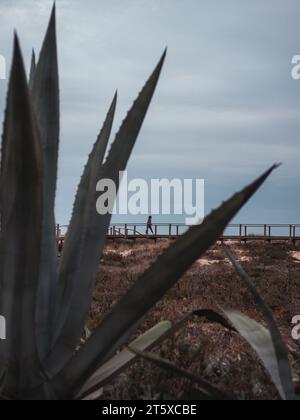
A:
[56,223,300,242]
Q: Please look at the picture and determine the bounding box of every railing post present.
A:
[153,225,156,243]
[176,225,179,237]
[264,224,267,242]
[169,224,172,239]
[239,224,242,242]
[125,224,128,239]
[289,225,293,243]
[293,225,296,244]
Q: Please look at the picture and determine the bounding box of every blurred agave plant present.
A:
[0,5,287,400]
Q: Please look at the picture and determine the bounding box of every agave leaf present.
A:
[0,368,6,396]
[52,91,117,338]
[81,387,104,401]
[131,348,231,400]
[0,35,44,395]
[78,308,232,399]
[46,51,166,376]
[50,165,277,398]
[193,309,235,331]
[224,310,287,400]
[97,307,234,378]
[46,93,117,375]
[77,321,172,399]
[31,4,60,359]
[29,49,36,88]
[167,309,235,337]
[223,246,294,400]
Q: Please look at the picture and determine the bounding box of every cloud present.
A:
[0,0,300,225]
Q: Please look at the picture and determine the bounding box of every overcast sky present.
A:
[0,0,300,228]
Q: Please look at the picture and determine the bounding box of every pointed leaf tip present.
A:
[13,32,21,55]
[51,2,56,21]
[11,33,27,80]
[239,163,280,206]
[158,48,167,68]
[112,90,118,104]
[261,163,280,177]
[147,49,167,84]
[29,49,36,86]
[45,2,56,38]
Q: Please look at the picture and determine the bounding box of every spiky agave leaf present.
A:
[44,93,117,376]
[0,35,44,396]
[31,4,60,359]
[50,165,278,398]
[52,91,117,340]
[223,246,295,400]
[46,52,166,376]
[29,49,36,88]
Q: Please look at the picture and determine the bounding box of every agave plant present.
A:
[0,5,283,400]
[135,247,297,400]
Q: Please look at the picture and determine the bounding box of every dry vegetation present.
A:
[87,239,300,400]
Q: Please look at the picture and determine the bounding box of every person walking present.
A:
[146,216,154,235]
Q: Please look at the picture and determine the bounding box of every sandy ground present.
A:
[291,251,300,262]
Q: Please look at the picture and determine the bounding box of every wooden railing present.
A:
[56,223,300,243]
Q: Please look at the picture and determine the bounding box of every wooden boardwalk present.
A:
[56,223,300,244]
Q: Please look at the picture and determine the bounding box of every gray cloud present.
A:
[0,0,299,225]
